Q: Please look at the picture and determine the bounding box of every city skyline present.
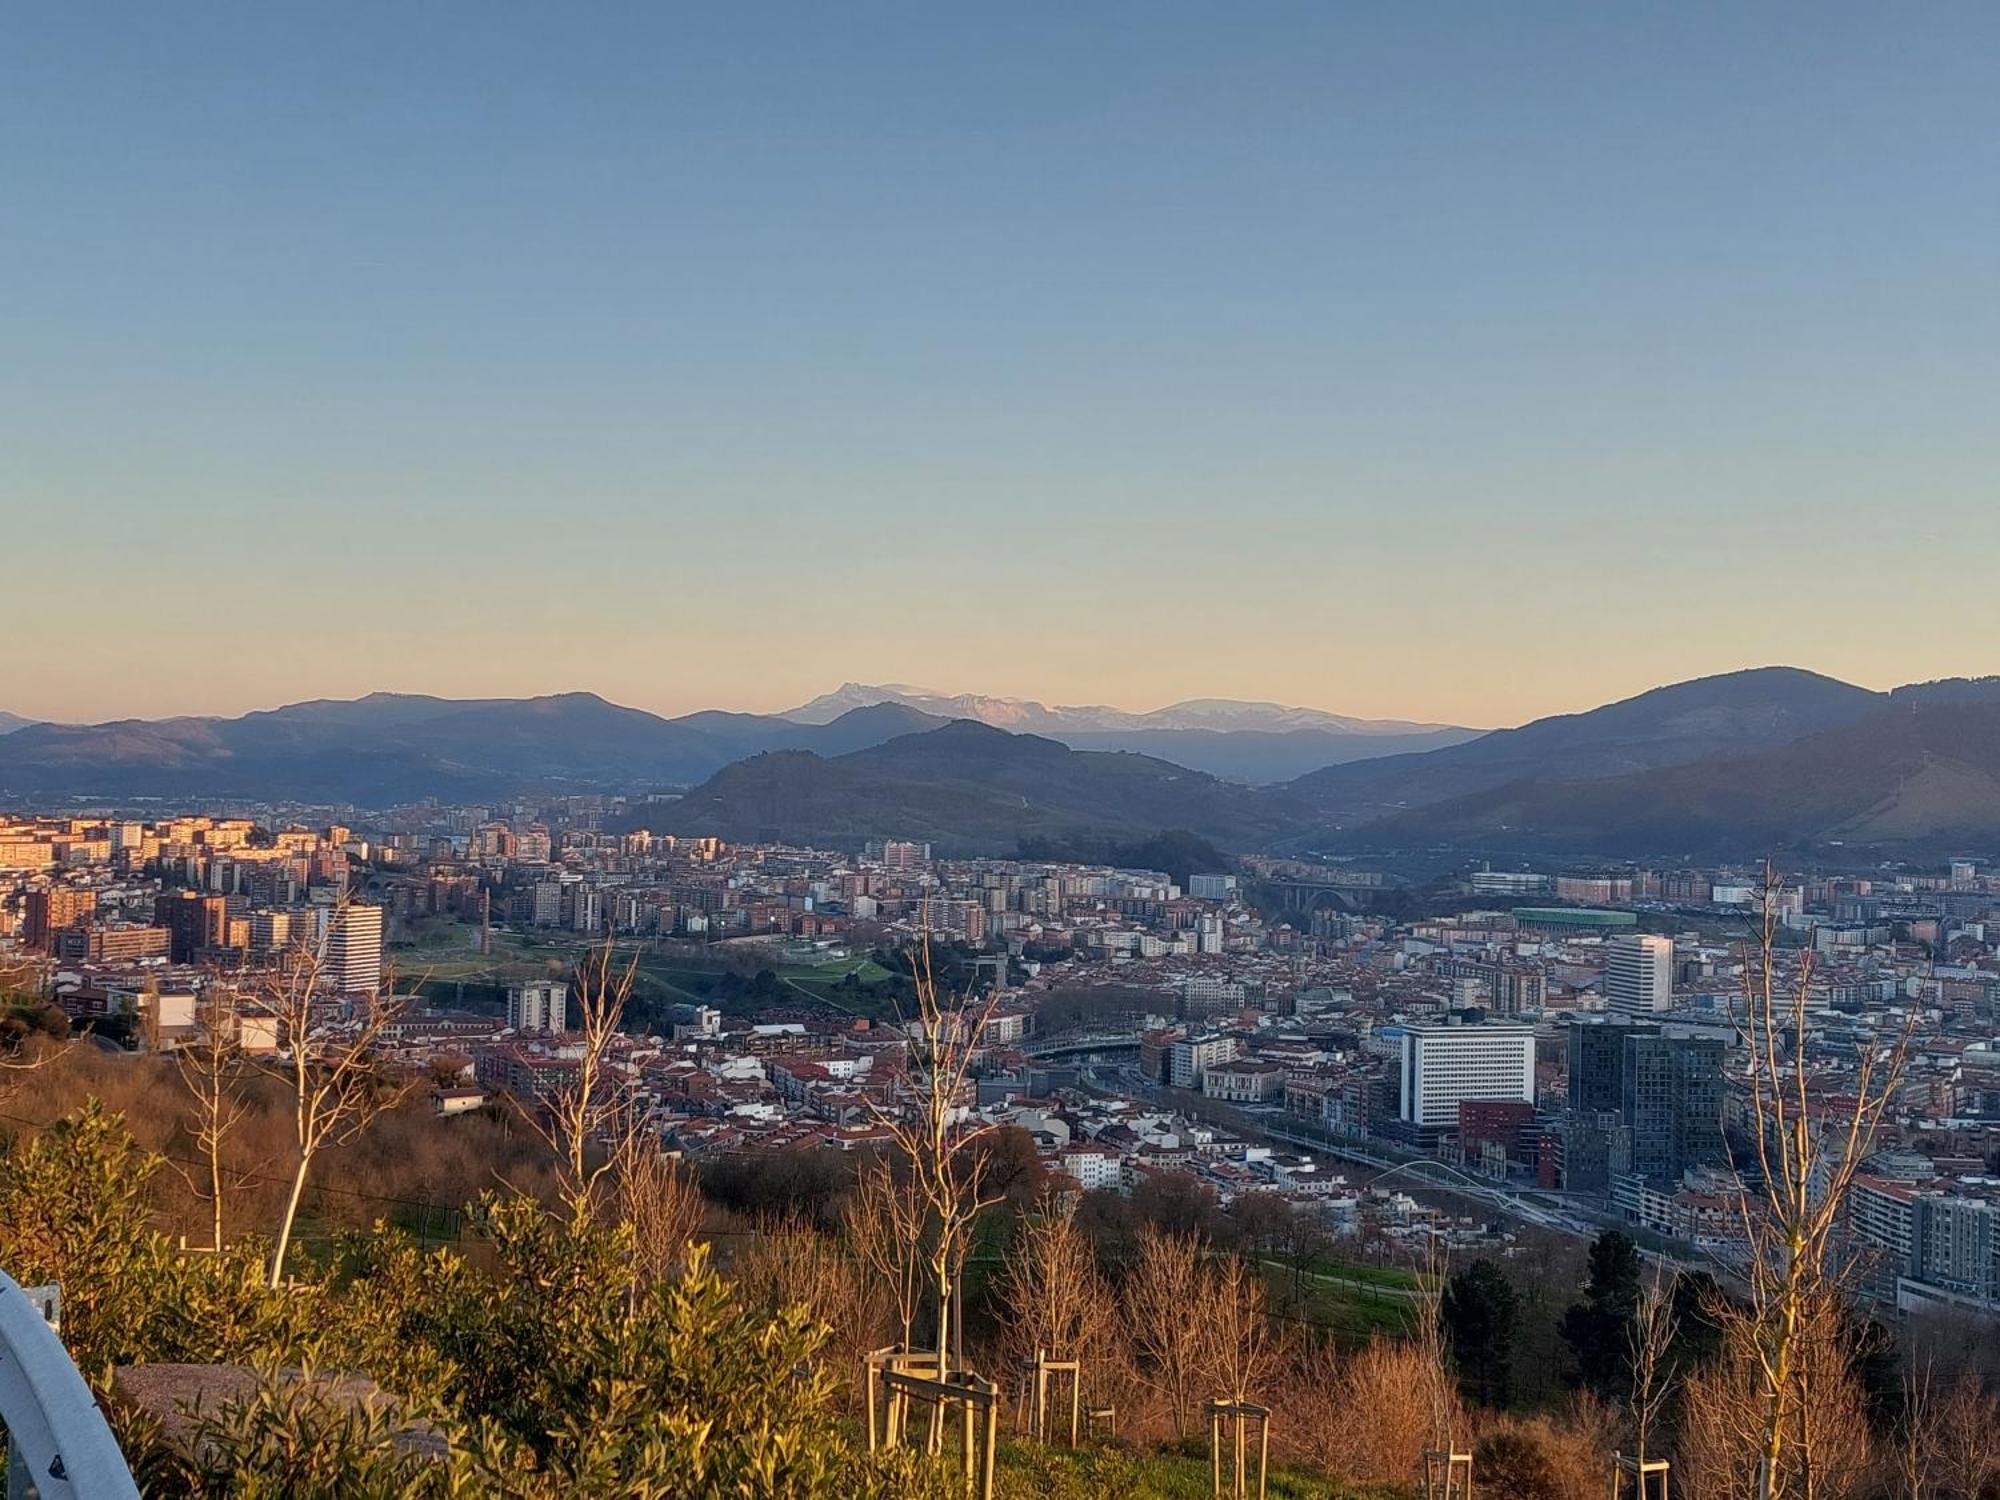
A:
[10,4,2000,724]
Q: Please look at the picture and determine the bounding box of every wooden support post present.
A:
[1205,1398,1272,1499]
[1424,1448,1475,1500]
[1611,1453,1671,1500]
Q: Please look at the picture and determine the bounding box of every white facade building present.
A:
[1604,934,1674,1017]
[322,903,383,996]
[507,980,567,1034]
[1169,1033,1238,1090]
[1395,1023,1535,1127]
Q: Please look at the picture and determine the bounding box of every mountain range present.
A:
[0,686,1474,798]
[9,670,2000,860]
[0,695,947,803]
[780,684,1481,780]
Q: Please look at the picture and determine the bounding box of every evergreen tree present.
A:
[1442,1258,1520,1406]
[1559,1230,1642,1399]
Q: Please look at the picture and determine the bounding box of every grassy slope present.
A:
[993,1441,1406,1499]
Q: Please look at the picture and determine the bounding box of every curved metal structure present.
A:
[0,1272,139,1500]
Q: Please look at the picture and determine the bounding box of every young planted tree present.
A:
[1403,1234,1472,1488]
[995,1192,1116,1374]
[253,918,410,1287]
[868,931,1002,1376]
[1626,1264,1682,1478]
[173,985,252,1251]
[524,940,638,1227]
[1730,864,1912,1498]
[1206,1251,1276,1405]
[849,1155,926,1353]
[1124,1225,1209,1435]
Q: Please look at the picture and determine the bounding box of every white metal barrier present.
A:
[0,1272,139,1500]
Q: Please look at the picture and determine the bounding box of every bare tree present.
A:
[995,1193,1116,1374]
[174,985,252,1251]
[1125,1225,1210,1436]
[1893,1356,1944,1500]
[1410,1236,1461,1458]
[1628,1264,1681,1473]
[738,1217,895,1406]
[1206,1251,1276,1405]
[1731,863,1912,1499]
[1333,1337,1462,1487]
[867,931,1002,1375]
[609,1112,703,1289]
[252,917,410,1287]
[848,1155,925,1353]
[521,940,637,1227]
[1933,1373,1999,1500]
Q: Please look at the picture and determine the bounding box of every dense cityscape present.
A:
[12,3,2000,1494]
[7,803,1998,1324]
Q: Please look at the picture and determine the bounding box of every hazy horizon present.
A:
[9,4,1999,725]
[0,658,1951,733]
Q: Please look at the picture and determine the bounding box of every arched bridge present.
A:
[1018,1034,1141,1061]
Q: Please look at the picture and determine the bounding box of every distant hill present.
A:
[0,712,35,736]
[1286,667,1886,827]
[0,694,947,803]
[629,720,1304,854]
[782,683,1481,781]
[1358,699,2000,857]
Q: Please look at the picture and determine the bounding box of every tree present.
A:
[251,919,411,1287]
[866,931,1002,1376]
[1730,864,1912,1497]
[847,1155,925,1352]
[1560,1230,1642,1400]
[609,1117,703,1292]
[1124,1225,1211,1435]
[1442,1258,1520,1407]
[523,940,636,1227]
[1627,1265,1682,1474]
[995,1194,1117,1375]
[173,985,251,1252]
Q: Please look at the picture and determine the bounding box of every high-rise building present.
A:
[323,904,384,996]
[24,887,96,952]
[155,890,230,962]
[1565,1017,1728,1188]
[1604,934,1674,1016]
[507,980,567,1034]
[1622,1030,1726,1184]
[1395,1022,1536,1131]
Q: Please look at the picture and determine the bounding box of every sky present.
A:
[5,3,1998,730]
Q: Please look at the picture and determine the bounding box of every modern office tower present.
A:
[1604,934,1674,1016]
[1622,1029,1726,1183]
[506,979,567,1034]
[1395,1022,1536,1130]
[1565,1017,1728,1187]
[323,903,384,996]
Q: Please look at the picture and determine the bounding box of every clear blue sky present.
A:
[6,3,1997,726]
